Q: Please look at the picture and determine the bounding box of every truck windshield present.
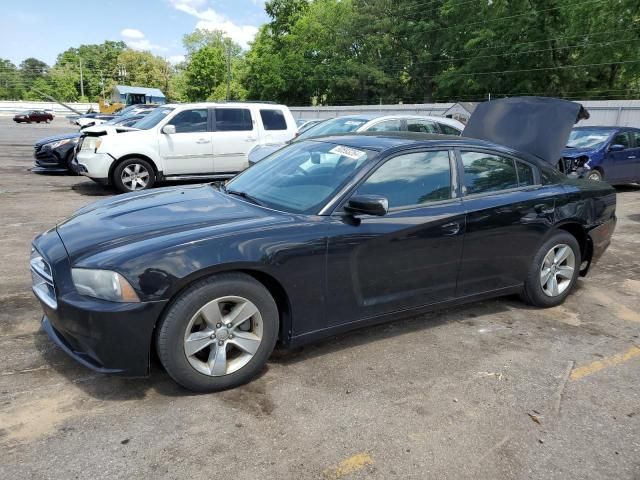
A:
[132,107,174,130]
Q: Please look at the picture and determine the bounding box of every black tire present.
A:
[586,169,603,181]
[112,158,156,193]
[520,231,581,308]
[156,273,279,392]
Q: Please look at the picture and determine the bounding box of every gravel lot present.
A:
[1,117,639,479]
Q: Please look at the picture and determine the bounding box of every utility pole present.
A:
[226,44,231,101]
[79,58,84,99]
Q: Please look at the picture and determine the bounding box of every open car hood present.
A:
[462,97,589,165]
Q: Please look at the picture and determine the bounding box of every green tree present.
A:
[181,30,243,101]
[0,59,24,99]
[19,57,48,88]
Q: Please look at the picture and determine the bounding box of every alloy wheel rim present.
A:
[588,172,600,181]
[539,243,575,297]
[121,163,149,190]
[183,296,263,377]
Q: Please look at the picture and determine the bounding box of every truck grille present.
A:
[30,248,57,309]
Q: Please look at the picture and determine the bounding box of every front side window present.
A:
[612,132,631,149]
[260,109,287,130]
[407,120,438,134]
[226,140,377,214]
[461,151,518,195]
[169,109,208,133]
[215,108,253,131]
[632,131,640,147]
[357,150,452,208]
[366,119,402,132]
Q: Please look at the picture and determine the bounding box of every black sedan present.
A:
[31,97,616,392]
[32,115,148,174]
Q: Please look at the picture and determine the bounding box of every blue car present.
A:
[562,126,640,183]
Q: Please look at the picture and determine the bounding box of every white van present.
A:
[75,102,297,192]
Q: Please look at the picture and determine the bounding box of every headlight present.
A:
[71,269,140,302]
[48,138,78,149]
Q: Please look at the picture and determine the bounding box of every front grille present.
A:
[30,248,57,309]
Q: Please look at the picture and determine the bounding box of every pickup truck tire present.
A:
[112,158,156,192]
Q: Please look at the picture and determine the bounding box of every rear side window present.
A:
[516,161,535,187]
[260,109,288,130]
[215,108,253,131]
[633,131,640,147]
[439,123,462,136]
[357,150,452,208]
[461,151,518,195]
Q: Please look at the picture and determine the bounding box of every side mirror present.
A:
[344,195,389,217]
[609,144,625,152]
[162,124,176,135]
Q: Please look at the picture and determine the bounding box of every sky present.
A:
[0,0,269,66]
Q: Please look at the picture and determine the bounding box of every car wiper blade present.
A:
[226,189,264,206]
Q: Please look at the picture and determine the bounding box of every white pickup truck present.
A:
[75,102,297,192]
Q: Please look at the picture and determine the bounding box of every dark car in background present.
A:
[561,126,640,183]
[33,114,151,174]
[31,97,616,392]
[13,110,54,124]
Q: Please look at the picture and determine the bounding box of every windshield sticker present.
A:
[329,145,366,160]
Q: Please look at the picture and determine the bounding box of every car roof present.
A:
[163,102,288,109]
[309,132,520,157]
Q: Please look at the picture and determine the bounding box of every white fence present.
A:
[0,101,98,116]
[290,100,640,127]
[3,99,640,127]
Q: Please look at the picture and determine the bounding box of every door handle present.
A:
[441,222,460,236]
[245,137,257,142]
[629,155,637,159]
[196,138,210,144]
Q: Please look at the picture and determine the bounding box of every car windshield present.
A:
[566,129,612,149]
[132,106,174,129]
[225,140,378,214]
[296,117,369,141]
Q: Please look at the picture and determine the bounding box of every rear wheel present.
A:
[520,231,581,308]
[156,273,279,392]
[112,158,155,192]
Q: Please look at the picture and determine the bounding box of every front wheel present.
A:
[520,231,581,308]
[586,169,602,181]
[112,158,156,192]
[156,273,279,392]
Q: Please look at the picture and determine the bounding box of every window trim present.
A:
[329,147,460,215]
[211,107,255,133]
[454,148,542,199]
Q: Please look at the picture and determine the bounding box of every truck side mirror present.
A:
[162,124,176,135]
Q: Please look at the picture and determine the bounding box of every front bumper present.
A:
[32,230,167,376]
[32,145,72,173]
[76,151,114,179]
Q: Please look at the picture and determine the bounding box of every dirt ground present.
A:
[0,117,638,479]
